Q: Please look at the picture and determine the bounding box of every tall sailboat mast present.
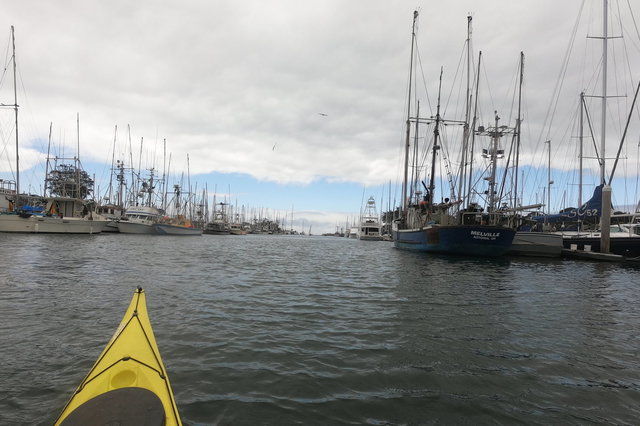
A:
[402,11,419,214]
[579,92,585,207]
[11,26,19,198]
[514,52,524,210]
[458,15,473,206]
[599,0,611,252]
[600,0,608,185]
[428,68,444,207]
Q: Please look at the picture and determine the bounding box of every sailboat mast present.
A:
[546,140,552,221]
[466,51,482,208]
[428,68,444,206]
[579,92,584,207]
[458,15,473,204]
[600,0,608,185]
[127,125,134,205]
[44,123,52,197]
[412,101,420,202]
[11,26,19,197]
[402,11,419,214]
[75,113,82,198]
[109,125,117,203]
[187,154,192,219]
[600,0,612,253]
[162,138,167,210]
[514,52,524,210]
[488,111,500,212]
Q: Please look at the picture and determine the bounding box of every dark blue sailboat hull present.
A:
[393,225,516,257]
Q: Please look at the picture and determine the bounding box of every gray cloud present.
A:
[2,0,639,198]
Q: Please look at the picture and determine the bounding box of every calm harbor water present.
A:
[1,233,639,425]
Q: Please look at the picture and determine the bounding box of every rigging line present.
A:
[607,5,628,142]
[609,79,640,184]
[414,40,434,115]
[506,56,522,129]
[438,131,457,201]
[583,99,602,168]
[621,1,640,126]
[626,0,640,52]
[441,41,468,119]
[0,30,12,88]
[479,59,496,119]
[539,0,586,144]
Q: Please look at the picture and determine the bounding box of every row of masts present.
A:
[401,12,526,221]
[401,0,634,254]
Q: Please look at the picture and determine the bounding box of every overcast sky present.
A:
[1,0,639,233]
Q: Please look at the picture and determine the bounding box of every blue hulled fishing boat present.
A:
[393,11,515,257]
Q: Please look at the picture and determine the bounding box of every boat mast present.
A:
[117,160,125,208]
[487,111,500,213]
[108,125,117,204]
[600,0,608,185]
[412,101,420,203]
[579,92,584,207]
[402,10,419,214]
[458,15,473,205]
[466,51,482,208]
[76,113,81,198]
[11,26,19,199]
[545,139,552,223]
[162,138,167,210]
[428,68,444,207]
[44,122,52,197]
[187,153,192,219]
[600,0,612,253]
[514,52,524,210]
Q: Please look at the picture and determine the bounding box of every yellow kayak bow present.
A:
[54,287,181,426]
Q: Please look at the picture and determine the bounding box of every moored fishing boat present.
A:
[117,206,162,234]
[204,202,230,235]
[154,214,203,235]
[393,11,515,257]
[54,287,181,425]
[0,28,108,234]
[0,212,107,234]
[358,196,383,241]
[204,220,230,234]
[154,183,203,235]
[95,203,124,233]
[229,222,248,235]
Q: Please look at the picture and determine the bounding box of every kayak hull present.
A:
[54,287,181,426]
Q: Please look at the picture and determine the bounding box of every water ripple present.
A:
[1,234,639,424]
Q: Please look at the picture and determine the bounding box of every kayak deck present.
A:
[54,287,181,426]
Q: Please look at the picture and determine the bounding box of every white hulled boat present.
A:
[0,28,108,234]
[358,196,383,241]
[117,206,161,234]
[154,214,202,236]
